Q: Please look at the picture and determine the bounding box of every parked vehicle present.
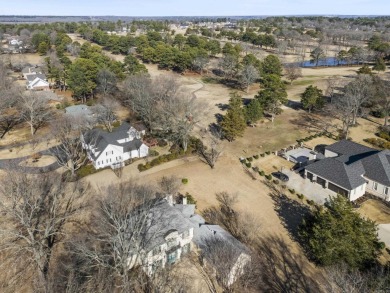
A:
[272,171,289,182]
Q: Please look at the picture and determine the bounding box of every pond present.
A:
[300,57,360,68]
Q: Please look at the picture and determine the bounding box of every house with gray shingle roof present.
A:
[304,140,390,201]
[81,122,148,169]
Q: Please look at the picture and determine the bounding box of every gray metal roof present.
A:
[361,150,390,186]
[26,73,46,82]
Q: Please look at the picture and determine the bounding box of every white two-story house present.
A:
[81,122,149,169]
[304,140,390,201]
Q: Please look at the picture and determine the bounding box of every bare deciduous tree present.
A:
[284,63,302,84]
[197,135,222,169]
[96,68,117,97]
[92,96,119,132]
[73,182,158,292]
[17,91,52,136]
[158,175,181,196]
[192,56,209,74]
[49,115,88,179]
[239,64,259,93]
[0,171,87,293]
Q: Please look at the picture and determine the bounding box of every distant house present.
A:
[22,66,42,79]
[26,73,50,91]
[304,140,390,201]
[9,39,23,46]
[81,122,149,169]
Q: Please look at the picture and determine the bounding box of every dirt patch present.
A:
[358,199,390,224]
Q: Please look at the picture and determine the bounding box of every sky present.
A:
[0,0,389,16]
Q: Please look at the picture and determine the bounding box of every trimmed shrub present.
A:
[307,199,315,205]
[76,164,98,178]
[378,242,386,250]
[273,179,279,185]
[297,193,304,200]
[182,178,189,184]
[252,166,259,172]
[245,162,252,168]
[265,151,271,155]
[260,153,265,157]
[149,149,159,156]
[265,174,272,180]
[259,170,265,176]
[364,138,390,149]
[253,155,259,159]
[289,188,295,194]
[247,157,253,162]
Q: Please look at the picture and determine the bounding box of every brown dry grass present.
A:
[252,155,294,175]
[358,199,390,224]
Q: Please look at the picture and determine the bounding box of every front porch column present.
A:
[324,180,329,189]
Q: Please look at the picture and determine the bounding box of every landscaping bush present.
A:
[265,151,271,155]
[253,154,259,159]
[265,174,272,180]
[182,178,189,184]
[273,179,279,185]
[76,164,98,178]
[245,162,252,168]
[247,157,253,162]
[260,153,265,157]
[252,166,259,172]
[378,242,386,250]
[157,139,168,147]
[149,149,159,156]
[239,157,246,163]
[259,170,265,176]
[289,188,295,194]
[364,138,390,149]
[297,193,304,200]
[307,199,315,205]
[185,192,197,205]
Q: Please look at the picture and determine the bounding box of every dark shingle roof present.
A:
[361,150,390,186]
[306,158,366,190]
[326,139,375,156]
[306,140,390,190]
[83,122,144,160]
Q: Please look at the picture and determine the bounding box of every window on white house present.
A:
[374,182,378,190]
[385,187,389,195]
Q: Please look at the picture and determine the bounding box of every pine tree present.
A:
[245,99,263,124]
[299,195,381,269]
[220,93,246,141]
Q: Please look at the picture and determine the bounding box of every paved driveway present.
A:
[282,169,337,205]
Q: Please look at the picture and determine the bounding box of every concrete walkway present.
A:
[283,169,336,205]
[378,224,390,247]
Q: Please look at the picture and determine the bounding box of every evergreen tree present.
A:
[220,93,246,141]
[255,74,287,121]
[261,55,282,76]
[244,99,263,124]
[300,195,381,269]
[373,57,387,73]
[301,85,324,113]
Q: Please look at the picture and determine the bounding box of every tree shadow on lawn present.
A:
[254,235,325,293]
[285,99,302,110]
[264,180,312,244]
[289,112,335,134]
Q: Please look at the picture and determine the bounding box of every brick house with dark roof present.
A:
[304,140,390,201]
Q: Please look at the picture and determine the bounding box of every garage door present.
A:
[328,182,348,197]
[317,177,326,188]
